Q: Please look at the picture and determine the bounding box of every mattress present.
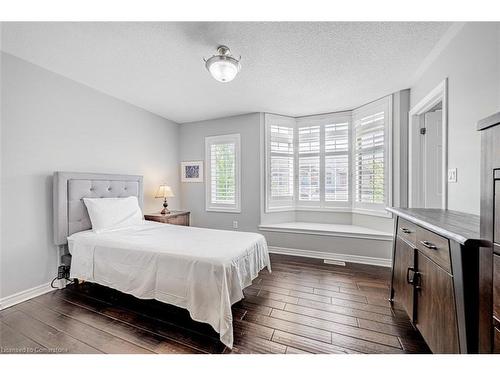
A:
[67,221,271,348]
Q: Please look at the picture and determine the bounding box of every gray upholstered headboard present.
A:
[53,172,144,246]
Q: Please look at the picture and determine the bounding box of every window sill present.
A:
[258,222,393,241]
[352,208,393,218]
[265,206,393,218]
[265,207,295,213]
[206,207,241,213]
[295,207,353,213]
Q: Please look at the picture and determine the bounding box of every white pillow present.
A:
[83,196,143,233]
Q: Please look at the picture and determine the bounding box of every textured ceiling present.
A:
[1,22,452,123]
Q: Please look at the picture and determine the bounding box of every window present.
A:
[295,113,352,210]
[265,114,295,211]
[324,122,349,203]
[270,125,294,199]
[264,96,392,216]
[298,126,320,202]
[352,96,392,214]
[205,134,241,212]
[266,113,352,211]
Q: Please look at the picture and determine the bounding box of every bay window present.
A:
[265,95,392,216]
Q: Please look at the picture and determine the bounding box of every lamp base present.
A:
[161,199,170,215]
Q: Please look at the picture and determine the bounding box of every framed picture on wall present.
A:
[180,161,204,182]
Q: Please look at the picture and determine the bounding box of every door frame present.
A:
[408,78,448,209]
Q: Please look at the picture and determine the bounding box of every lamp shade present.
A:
[206,58,240,83]
[155,185,175,198]
[204,45,241,83]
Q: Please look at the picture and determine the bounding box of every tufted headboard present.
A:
[53,171,144,245]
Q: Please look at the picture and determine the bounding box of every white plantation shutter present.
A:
[265,114,296,211]
[264,101,390,215]
[324,122,349,202]
[353,96,391,211]
[298,126,320,202]
[270,125,294,199]
[205,134,241,212]
[210,143,235,204]
[354,112,385,203]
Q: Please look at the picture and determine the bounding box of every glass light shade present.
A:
[205,56,241,83]
[155,185,174,198]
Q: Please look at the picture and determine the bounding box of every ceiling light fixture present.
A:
[204,45,241,83]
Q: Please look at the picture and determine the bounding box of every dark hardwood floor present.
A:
[0,254,430,354]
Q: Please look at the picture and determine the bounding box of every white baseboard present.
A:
[268,246,392,268]
[0,282,54,310]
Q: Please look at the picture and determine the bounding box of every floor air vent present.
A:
[323,259,346,266]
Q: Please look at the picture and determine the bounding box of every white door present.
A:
[422,110,443,208]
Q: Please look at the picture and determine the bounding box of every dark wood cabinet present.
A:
[495,182,500,243]
[415,252,459,353]
[478,112,500,353]
[494,254,500,353]
[388,208,483,353]
[392,236,415,320]
[494,255,500,323]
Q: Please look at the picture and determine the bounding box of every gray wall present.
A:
[179,113,262,232]
[0,53,180,298]
[410,22,500,215]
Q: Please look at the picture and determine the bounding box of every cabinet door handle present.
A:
[406,267,415,284]
[406,267,422,289]
[419,240,437,250]
[414,271,422,289]
[400,227,412,234]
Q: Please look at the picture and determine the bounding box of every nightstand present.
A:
[144,211,190,226]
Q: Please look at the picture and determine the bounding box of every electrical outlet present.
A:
[57,265,70,280]
[448,168,457,183]
[232,220,238,229]
[57,265,66,279]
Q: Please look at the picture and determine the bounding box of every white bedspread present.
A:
[67,221,271,348]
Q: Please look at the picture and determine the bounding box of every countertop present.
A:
[386,207,485,246]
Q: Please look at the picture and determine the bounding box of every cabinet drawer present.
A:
[167,215,189,226]
[494,254,500,321]
[397,218,417,247]
[416,227,451,273]
[145,216,165,223]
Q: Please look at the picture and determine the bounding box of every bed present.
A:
[53,172,271,348]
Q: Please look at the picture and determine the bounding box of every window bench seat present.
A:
[258,222,393,241]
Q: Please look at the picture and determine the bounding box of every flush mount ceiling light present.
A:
[204,45,241,83]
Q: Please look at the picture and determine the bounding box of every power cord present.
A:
[51,265,75,288]
[50,276,58,288]
[50,276,75,289]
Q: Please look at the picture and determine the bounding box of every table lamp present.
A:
[155,185,175,215]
